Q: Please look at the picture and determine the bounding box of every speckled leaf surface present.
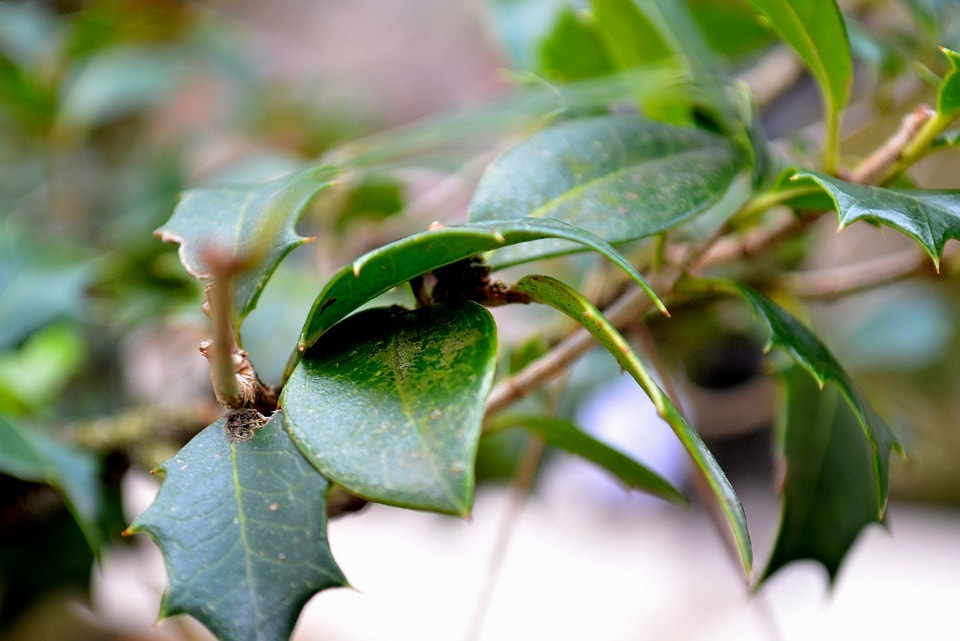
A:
[797,171,960,267]
[730,283,900,514]
[155,166,338,326]
[127,413,346,641]
[511,275,752,577]
[283,302,497,517]
[762,368,884,583]
[467,115,749,261]
[294,217,663,357]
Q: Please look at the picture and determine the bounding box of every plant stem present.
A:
[876,109,954,184]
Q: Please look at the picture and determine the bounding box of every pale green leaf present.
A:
[467,115,750,263]
[156,166,338,327]
[283,302,497,517]
[937,46,960,117]
[127,413,346,641]
[511,275,752,577]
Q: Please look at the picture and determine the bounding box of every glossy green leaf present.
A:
[745,0,851,170]
[486,414,687,505]
[155,166,338,327]
[511,275,752,577]
[723,282,900,513]
[796,170,960,268]
[761,368,884,583]
[294,217,665,357]
[0,415,104,553]
[283,302,497,517]
[467,115,750,262]
[937,46,960,117]
[127,413,346,641]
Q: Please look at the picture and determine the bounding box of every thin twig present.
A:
[779,247,933,298]
[849,105,935,185]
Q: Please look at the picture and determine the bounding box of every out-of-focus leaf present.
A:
[511,274,753,578]
[537,8,615,82]
[688,0,775,60]
[0,224,90,350]
[127,413,346,641]
[0,415,104,553]
[796,170,960,268]
[0,323,85,415]
[283,302,497,516]
[936,46,960,117]
[487,414,687,505]
[761,368,884,583]
[745,0,851,170]
[156,166,338,327]
[720,282,900,511]
[468,115,750,262]
[294,217,665,358]
[486,0,569,71]
[334,172,406,230]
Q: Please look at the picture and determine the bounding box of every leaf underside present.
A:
[511,274,753,577]
[155,166,338,326]
[467,115,749,263]
[128,413,346,641]
[283,302,497,516]
[762,368,883,583]
[797,171,960,267]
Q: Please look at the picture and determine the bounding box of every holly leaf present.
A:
[155,166,338,327]
[936,46,960,118]
[467,115,750,263]
[796,170,960,268]
[486,414,687,505]
[126,413,346,641]
[762,368,885,583]
[511,275,753,578]
[282,302,497,517]
[294,217,665,358]
[724,283,900,513]
[0,415,105,554]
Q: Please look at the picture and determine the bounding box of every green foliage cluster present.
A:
[4,1,960,639]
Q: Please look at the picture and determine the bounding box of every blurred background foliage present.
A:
[2,0,960,639]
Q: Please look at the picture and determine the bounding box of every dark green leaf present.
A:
[127,413,346,641]
[723,282,900,512]
[294,217,665,357]
[487,414,687,505]
[155,166,338,327]
[467,115,750,262]
[796,170,960,267]
[745,0,851,169]
[511,275,752,577]
[0,415,104,553]
[283,302,497,517]
[537,8,615,81]
[761,368,884,583]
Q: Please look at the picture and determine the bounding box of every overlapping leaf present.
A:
[796,171,960,268]
[293,217,665,361]
[725,282,900,512]
[486,414,686,505]
[127,413,346,641]
[155,166,338,327]
[467,115,749,262]
[283,302,497,517]
[511,275,752,577]
[0,415,104,553]
[761,368,885,583]
[745,0,851,170]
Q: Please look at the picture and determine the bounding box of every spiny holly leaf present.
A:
[0,415,105,554]
[127,413,346,641]
[796,170,960,268]
[511,275,753,578]
[294,217,665,359]
[486,414,687,505]
[936,46,960,118]
[283,302,497,517]
[762,368,885,583]
[745,0,851,170]
[155,166,338,327]
[467,115,750,263]
[725,282,900,513]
